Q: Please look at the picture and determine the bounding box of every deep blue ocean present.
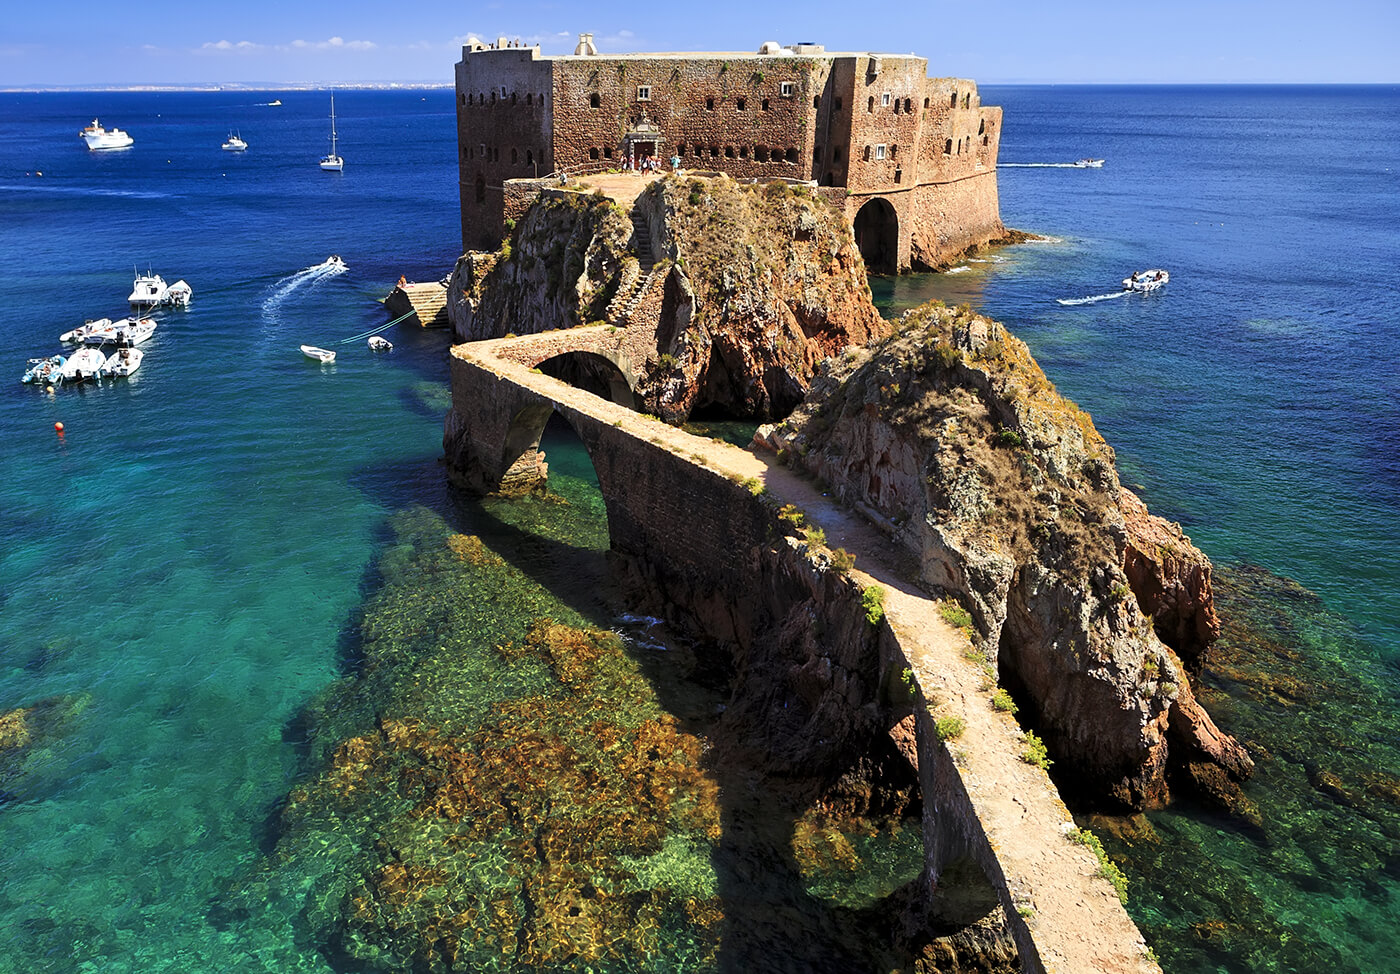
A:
[0,85,1396,973]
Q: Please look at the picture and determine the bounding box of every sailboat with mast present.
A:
[320,94,344,172]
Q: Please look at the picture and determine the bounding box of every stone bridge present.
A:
[444,329,1160,974]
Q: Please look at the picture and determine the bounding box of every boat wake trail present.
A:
[262,258,348,324]
[1056,291,1131,306]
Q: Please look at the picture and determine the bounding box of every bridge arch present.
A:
[853,197,899,275]
[535,350,637,408]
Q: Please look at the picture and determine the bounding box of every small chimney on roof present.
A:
[574,32,598,56]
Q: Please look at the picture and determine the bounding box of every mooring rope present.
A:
[335,309,417,345]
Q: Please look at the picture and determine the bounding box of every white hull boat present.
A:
[320,95,344,171]
[165,280,193,306]
[80,119,133,150]
[60,318,113,344]
[21,355,66,385]
[222,132,248,151]
[1073,158,1105,168]
[58,347,107,383]
[112,317,157,346]
[368,336,392,351]
[102,347,143,377]
[1123,269,1169,292]
[129,272,168,308]
[301,344,336,363]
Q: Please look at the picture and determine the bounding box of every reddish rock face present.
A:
[762,301,1251,811]
[1118,487,1221,669]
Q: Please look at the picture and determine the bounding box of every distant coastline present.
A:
[0,81,455,94]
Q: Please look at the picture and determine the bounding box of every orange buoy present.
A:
[54,422,64,433]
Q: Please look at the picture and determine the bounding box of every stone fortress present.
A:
[455,35,1005,273]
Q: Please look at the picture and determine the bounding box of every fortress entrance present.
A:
[853,198,898,274]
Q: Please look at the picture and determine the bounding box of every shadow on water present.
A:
[231,409,932,972]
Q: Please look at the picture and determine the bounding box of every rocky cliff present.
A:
[757,301,1251,811]
[447,175,887,422]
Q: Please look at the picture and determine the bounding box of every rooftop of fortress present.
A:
[461,37,926,63]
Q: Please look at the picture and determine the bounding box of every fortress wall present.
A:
[550,55,819,178]
[903,167,1005,269]
[456,48,554,250]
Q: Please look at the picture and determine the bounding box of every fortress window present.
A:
[785,147,798,163]
[479,143,486,158]
[890,144,898,158]
[875,144,886,160]
[905,98,912,112]
[637,85,651,101]
[813,145,823,165]
[526,93,533,105]
[979,119,986,134]
[589,92,601,109]
[491,92,497,104]
[882,92,891,107]
[983,135,989,146]
[762,98,770,111]
[736,97,747,111]
[894,168,902,183]
[706,97,715,111]
[944,139,952,155]
[459,93,465,106]
[781,82,794,97]
[604,146,613,158]
[924,97,930,109]
[709,145,719,158]
[963,93,971,108]
[867,96,874,113]
[813,95,821,109]
[589,147,600,160]
[950,92,958,107]
[740,146,749,158]
[756,146,769,162]
[863,145,872,161]
[511,92,517,104]
[725,146,735,158]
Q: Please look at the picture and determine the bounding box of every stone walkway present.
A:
[454,332,1162,974]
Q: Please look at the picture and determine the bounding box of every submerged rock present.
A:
[760,301,1251,810]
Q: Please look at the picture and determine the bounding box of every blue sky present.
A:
[2,0,1396,86]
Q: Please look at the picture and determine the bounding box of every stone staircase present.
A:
[605,209,659,327]
[384,279,450,328]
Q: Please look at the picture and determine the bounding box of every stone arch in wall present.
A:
[534,350,637,408]
[853,197,899,275]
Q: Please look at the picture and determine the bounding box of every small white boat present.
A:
[129,271,169,308]
[58,347,107,383]
[112,317,157,346]
[222,132,248,151]
[21,355,65,385]
[1123,269,1169,292]
[368,336,392,352]
[165,280,193,307]
[60,318,113,344]
[1073,158,1105,168]
[267,99,282,107]
[80,119,133,150]
[320,95,344,171]
[326,255,346,269]
[102,347,143,377]
[301,344,336,363]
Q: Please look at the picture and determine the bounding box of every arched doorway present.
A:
[853,198,898,274]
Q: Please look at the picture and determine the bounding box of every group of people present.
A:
[630,154,683,175]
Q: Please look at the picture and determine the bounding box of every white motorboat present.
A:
[102,347,144,377]
[1073,158,1105,168]
[129,271,169,308]
[1123,269,1169,292]
[112,317,157,346]
[165,280,193,307]
[326,255,346,269]
[58,347,107,383]
[60,318,113,344]
[222,132,248,151]
[301,344,336,363]
[320,95,344,171]
[21,355,65,385]
[80,119,133,150]
[368,336,392,352]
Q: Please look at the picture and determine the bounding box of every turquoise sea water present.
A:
[0,86,1397,972]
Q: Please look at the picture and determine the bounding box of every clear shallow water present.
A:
[2,86,1398,973]
[875,84,1400,973]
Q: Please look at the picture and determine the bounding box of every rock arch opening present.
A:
[854,197,899,275]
